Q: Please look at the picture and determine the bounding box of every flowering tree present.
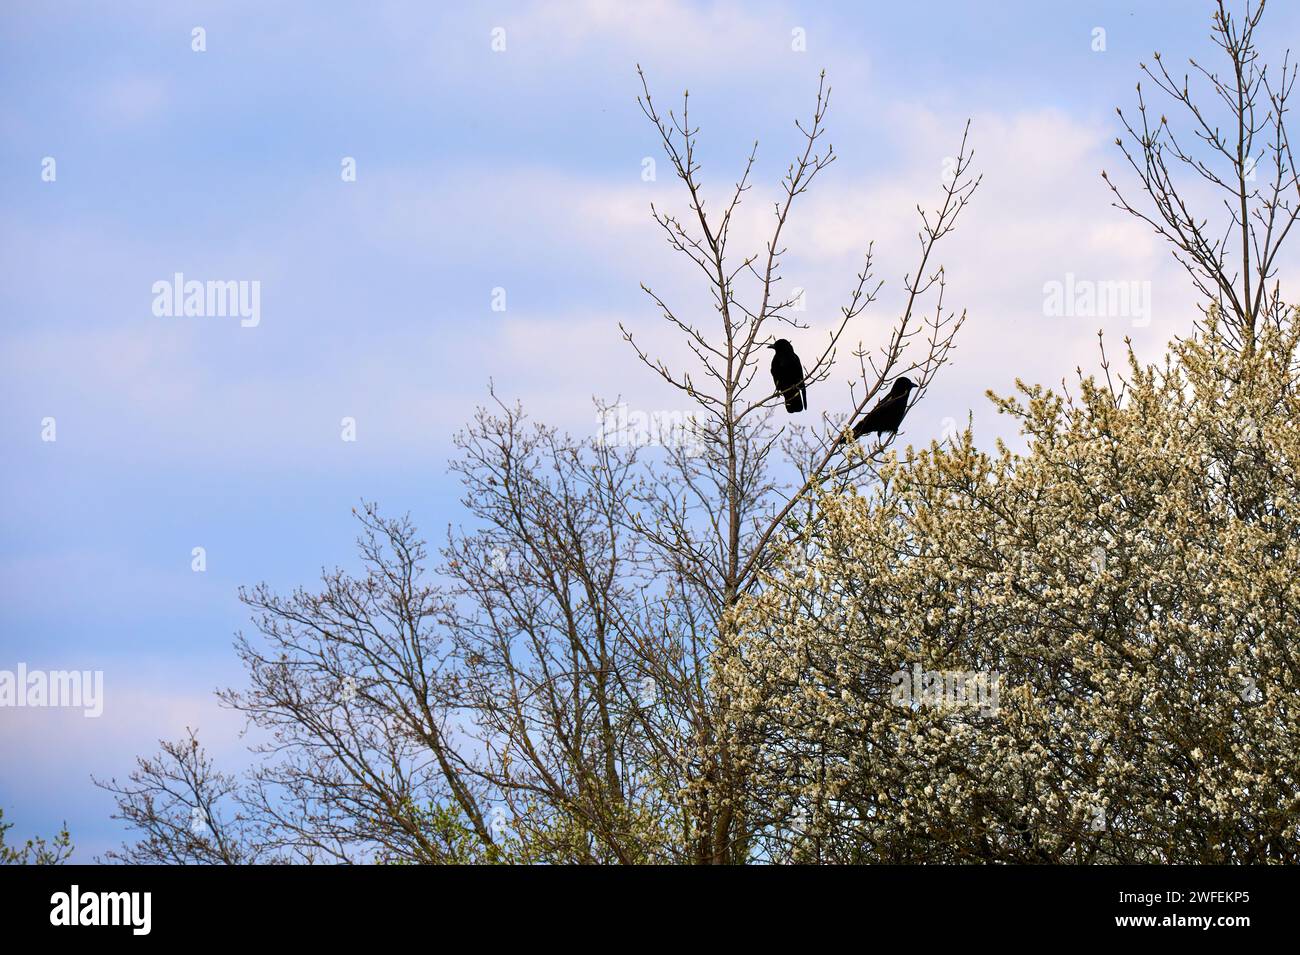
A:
[728,309,1300,862]
[727,0,1300,863]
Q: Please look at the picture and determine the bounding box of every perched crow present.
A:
[767,339,807,413]
[844,376,917,443]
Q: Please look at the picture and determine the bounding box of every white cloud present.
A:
[1,97,1205,471]
[499,0,853,79]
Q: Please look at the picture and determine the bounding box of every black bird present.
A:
[844,376,917,443]
[767,339,807,413]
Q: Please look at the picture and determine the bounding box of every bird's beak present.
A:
[765,343,774,349]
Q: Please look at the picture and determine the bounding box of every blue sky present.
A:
[2,1,1296,860]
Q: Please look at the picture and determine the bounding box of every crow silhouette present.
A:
[768,339,807,413]
[843,376,917,443]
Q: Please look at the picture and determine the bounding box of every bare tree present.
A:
[101,424,658,865]
[101,73,977,865]
[95,729,273,864]
[99,509,512,865]
[439,399,679,863]
[97,722,502,864]
[620,68,978,861]
[1105,0,1298,354]
[221,506,500,863]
